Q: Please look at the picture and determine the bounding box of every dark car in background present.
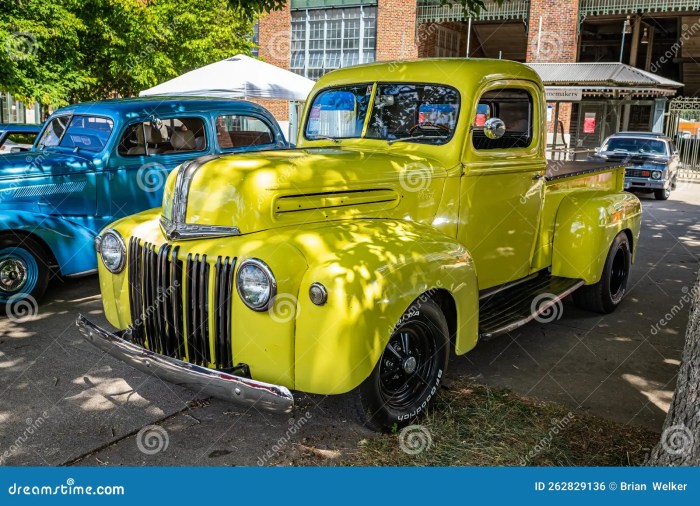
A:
[0,124,42,154]
[589,132,679,200]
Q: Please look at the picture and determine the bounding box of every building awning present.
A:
[527,62,684,99]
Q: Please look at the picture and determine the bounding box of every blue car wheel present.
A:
[0,237,50,304]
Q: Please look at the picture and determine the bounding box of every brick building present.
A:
[258,0,700,148]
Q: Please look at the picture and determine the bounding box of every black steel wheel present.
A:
[356,299,449,431]
[573,231,631,314]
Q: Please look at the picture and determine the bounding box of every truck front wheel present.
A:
[355,299,449,431]
[573,232,631,314]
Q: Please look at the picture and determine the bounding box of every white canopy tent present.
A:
[140,55,315,142]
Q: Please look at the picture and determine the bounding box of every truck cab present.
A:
[78,59,642,430]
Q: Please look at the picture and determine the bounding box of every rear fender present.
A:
[552,192,641,284]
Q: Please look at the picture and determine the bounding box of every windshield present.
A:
[38,114,114,152]
[603,137,667,156]
[304,82,460,145]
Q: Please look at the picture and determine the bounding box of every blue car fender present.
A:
[0,211,97,276]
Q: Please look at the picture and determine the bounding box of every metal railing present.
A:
[665,97,700,180]
[579,0,700,16]
[416,0,530,23]
[417,0,700,23]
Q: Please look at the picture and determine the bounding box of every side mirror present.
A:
[594,147,601,153]
[484,117,506,140]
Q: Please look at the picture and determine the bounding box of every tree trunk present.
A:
[646,270,700,465]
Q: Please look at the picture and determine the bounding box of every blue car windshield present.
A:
[38,114,114,152]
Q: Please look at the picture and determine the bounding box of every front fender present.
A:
[291,219,478,395]
[0,210,97,276]
[552,191,642,284]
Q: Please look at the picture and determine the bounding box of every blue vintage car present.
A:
[0,97,287,304]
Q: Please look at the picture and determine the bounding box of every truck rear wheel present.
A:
[573,232,631,314]
[0,236,50,306]
[355,299,449,431]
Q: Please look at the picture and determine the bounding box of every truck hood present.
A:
[160,147,449,238]
[0,149,98,181]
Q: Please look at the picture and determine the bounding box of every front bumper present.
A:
[624,177,668,190]
[75,315,294,413]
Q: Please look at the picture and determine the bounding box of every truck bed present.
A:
[545,161,624,182]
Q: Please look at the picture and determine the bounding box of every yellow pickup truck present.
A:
[77,59,641,430]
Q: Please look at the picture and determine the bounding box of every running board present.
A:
[478,276,585,340]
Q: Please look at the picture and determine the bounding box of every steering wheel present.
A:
[409,122,451,134]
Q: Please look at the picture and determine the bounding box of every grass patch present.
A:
[348,383,658,466]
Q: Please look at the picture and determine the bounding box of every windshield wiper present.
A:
[308,134,340,144]
[387,134,448,145]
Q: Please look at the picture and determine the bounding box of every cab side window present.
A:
[118,117,206,156]
[472,89,533,150]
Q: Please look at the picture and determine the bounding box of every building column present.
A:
[526,0,579,63]
[256,4,292,126]
[376,0,418,61]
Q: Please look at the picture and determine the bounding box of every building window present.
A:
[251,22,259,57]
[1,93,27,123]
[290,5,376,80]
[434,25,461,57]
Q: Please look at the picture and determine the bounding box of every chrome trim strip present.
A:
[64,269,98,278]
[76,315,294,413]
[160,216,241,241]
[164,155,226,240]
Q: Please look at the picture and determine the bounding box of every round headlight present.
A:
[236,258,276,311]
[652,170,662,180]
[99,229,126,274]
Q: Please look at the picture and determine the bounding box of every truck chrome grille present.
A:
[127,237,236,369]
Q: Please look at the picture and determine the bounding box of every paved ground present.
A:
[0,185,698,466]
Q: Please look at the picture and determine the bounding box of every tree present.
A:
[0,1,91,108]
[646,270,700,465]
[1,0,273,108]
